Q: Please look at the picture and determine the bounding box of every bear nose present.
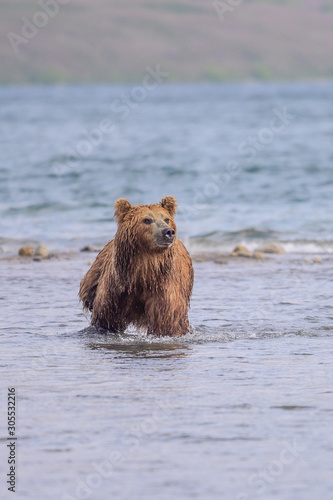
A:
[162,228,175,240]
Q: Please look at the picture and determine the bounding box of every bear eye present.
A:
[143,218,153,225]
[164,218,170,224]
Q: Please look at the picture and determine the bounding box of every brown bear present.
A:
[79,196,194,336]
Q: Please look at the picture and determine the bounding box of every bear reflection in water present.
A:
[79,196,194,337]
[88,342,190,359]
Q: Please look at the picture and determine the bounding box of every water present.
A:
[1,83,333,252]
[1,83,333,499]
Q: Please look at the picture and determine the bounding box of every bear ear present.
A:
[114,198,132,223]
[160,196,177,217]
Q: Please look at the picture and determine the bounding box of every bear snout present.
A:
[154,226,175,247]
[162,227,175,241]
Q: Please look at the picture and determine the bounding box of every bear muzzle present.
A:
[155,227,175,248]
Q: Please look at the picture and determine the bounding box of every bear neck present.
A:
[114,236,175,290]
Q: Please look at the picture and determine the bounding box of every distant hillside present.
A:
[1,0,333,84]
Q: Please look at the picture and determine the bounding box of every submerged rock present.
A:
[19,246,34,257]
[231,246,266,260]
[213,257,227,265]
[81,245,100,252]
[305,256,322,265]
[236,251,253,258]
[34,244,49,259]
[231,245,252,257]
[252,251,265,260]
[232,245,249,254]
[192,252,225,263]
[255,243,285,254]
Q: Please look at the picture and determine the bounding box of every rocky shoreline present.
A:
[0,241,324,267]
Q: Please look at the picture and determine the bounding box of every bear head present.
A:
[114,196,177,252]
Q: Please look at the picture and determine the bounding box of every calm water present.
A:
[1,84,333,499]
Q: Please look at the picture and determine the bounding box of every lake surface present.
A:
[1,82,333,253]
[1,83,333,499]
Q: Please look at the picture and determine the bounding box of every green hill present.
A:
[1,0,333,84]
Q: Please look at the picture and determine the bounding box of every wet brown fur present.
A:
[79,196,194,336]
